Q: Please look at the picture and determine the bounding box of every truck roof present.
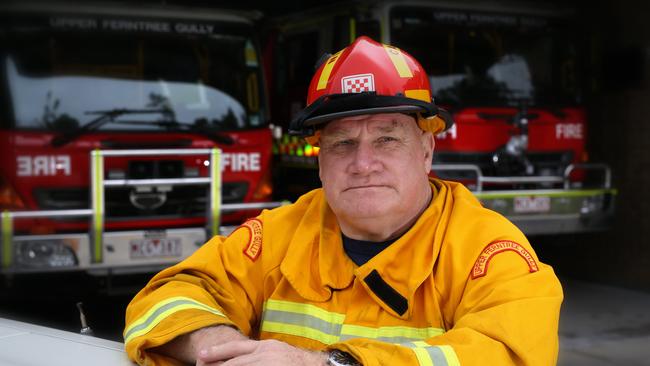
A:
[269,0,574,26]
[0,1,262,24]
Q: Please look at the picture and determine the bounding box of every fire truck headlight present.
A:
[15,240,78,268]
[580,195,604,215]
[505,135,528,156]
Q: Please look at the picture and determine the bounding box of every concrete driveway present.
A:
[558,278,650,365]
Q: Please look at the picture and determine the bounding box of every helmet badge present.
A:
[341,74,375,94]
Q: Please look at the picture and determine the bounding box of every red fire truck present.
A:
[267,0,616,235]
[0,3,278,280]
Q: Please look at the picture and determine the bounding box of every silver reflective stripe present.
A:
[260,300,345,344]
[340,334,431,343]
[260,299,458,365]
[260,300,445,347]
[404,342,460,366]
[124,297,224,344]
[420,346,448,366]
[339,325,445,343]
[262,309,343,337]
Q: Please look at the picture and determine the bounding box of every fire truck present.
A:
[265,0,616,236]
[0,3,279,282]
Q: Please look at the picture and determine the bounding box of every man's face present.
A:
[318,113,435,238]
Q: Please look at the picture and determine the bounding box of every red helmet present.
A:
[289,36,453,142]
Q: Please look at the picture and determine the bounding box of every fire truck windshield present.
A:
[389,6,581,108]
[1,18,266,132]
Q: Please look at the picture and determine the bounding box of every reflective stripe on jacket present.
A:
[124,179,563,365]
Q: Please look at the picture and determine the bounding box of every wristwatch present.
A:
[326,350,361,366]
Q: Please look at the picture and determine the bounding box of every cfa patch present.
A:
[471,240,539,279]
[238,219,263,261]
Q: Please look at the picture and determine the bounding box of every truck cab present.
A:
[266,0,616,235]
[0,3,275,277]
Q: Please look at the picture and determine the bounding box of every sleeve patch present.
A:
[240,218,263,261]
[471,240,539,279]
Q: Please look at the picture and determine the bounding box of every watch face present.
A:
[328,350,360,366]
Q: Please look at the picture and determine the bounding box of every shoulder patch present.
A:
[239,219,263,261]
[471,240,539,279]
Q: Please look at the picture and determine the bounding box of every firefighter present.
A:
[124,36,563,366]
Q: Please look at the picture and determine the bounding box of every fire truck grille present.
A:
[33,182,249,220]
[128,160,184,179]
[527,151,575,169]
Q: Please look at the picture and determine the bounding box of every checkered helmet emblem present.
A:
[341,73,375,93]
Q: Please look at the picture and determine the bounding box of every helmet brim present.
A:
[290,92,453,136]
[303,105,425,126]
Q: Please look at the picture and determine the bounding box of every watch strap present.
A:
[326,350,361,366]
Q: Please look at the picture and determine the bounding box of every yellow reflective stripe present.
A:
[261,321,340,344]
[261,300,445,346]
[405,89,431,102]
[2,211,12,268]
[383,45,413,78]
[439,345,460,366]
[246,73,260,112]
[124,296,225,345]
[264,299,345,324]
[341,324,444,341]
[210,148,221,236]
[405,342,459,366]
[317,50,343,90]
[413,348,434,366]
[262,300,344,344]
[244,40,258,66]
[91,149,103,263]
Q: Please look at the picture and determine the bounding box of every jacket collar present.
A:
[280,191,356,302]
[281,180,451,318]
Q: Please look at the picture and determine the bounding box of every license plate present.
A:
[130,238,182,259]
[513,196,551,213]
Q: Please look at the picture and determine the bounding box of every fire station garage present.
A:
[0,0,649,365]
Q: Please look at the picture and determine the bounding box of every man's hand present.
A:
[152,325,247,363]
[197,339,328,366]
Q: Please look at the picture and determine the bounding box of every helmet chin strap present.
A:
[417,113,447,135]
[304,130,320,146]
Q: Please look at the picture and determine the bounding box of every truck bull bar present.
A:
[1,148,285,270]
[431,163,617,235]
[431,163,612,192]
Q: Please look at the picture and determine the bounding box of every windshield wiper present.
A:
[175,123,235,145]
[51,108,173,147]
[113,119,235,145]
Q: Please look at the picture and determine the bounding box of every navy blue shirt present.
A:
[342,234,397,266]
